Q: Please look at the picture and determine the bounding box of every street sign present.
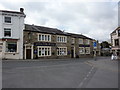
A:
[93,42,97,48]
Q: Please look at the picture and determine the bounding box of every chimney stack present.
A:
[20,8,24,13]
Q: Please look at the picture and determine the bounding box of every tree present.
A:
[100,41,111,49]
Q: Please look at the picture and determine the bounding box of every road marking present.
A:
[78,66,94,88]
[84,77,87,80]
[79,82,83,87]
[88,71,91,74]
[84,61,93,67]
[86,74,89,77]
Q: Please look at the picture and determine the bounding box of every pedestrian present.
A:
[111,53,114,60]
[94,51,97,61]
[115,53,118,60]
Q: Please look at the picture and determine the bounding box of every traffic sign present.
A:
[93,42,97,48]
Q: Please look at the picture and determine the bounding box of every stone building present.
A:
[111,27,120,59]
[0,8,26,59]
[23,24,94,59]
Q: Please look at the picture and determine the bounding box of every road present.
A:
[2,57,118,88]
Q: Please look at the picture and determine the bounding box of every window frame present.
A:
[38,33,51,42]
[4,16,12,24]
[85,47,90,54]
[79,47,85,54]
[57,35,67,43]
[38,46,51,57]
[85,39,90,45]
[79,39,83,44]
[71,38,75,44]
[57,47,67,56]
[4,28,11,37]
[6,42,17,52]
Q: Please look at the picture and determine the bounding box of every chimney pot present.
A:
[20,8,24,13]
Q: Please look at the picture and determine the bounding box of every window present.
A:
[118,30,120,36]
[4,17,11,23]
[57,47,67,56]
[85,47,90,54]
[57,36,67,43]
[114,39,119,46]
[71,38,75,44]
[4,28,11,37]
[79,39,83,44]
[38,34,51,42]
[85,39,90,44]
[6,42,17,52]
[79,47,85,54]
[38,46,51,57]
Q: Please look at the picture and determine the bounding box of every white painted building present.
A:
[111,27,120,58]
[0,8,26,59]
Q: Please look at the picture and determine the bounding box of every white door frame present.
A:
[24,44,33,59]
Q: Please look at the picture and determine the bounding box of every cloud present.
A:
[0,1,118,42]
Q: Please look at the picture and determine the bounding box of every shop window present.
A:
[38,46,51,57]
[57,47,67,56]
[79,47,85,54]
[6,42,17,52]
[85,47,90,54]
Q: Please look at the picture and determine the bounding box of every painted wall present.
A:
[0,11,25,59]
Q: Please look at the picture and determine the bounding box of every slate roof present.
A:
[24,24,93,40]
[67,33,93,40]
[0,10,25,15]
[24,24,68,35]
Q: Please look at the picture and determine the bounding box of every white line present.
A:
[79,82,83,87]
[86,74,89,77]
[84,77,87,81]
[88,71,91,74]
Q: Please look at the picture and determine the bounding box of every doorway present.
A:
[26,49,31,59]
[71,47,75,58]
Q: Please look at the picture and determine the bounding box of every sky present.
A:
[0,0,119,42]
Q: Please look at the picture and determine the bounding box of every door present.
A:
[26,49,31,59]
[71,47,74,58]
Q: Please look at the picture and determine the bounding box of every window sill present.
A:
[3,23,12,25]
[38,40,51,42]
[57,42,67,43]
[5,52,19,54]
[38,55,51,57]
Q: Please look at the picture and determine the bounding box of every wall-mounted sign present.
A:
[34,50,37,54]
[79,45,90,47]
[34,42,56,46]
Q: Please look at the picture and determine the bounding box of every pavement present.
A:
[85,57,118,88]
[2,57,119,88]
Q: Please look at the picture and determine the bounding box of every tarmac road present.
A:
[2,57,118,88]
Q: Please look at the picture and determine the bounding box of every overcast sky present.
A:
[0,0,119,42]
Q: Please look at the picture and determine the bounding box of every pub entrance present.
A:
[71,47,75,58]
[26,49,31,59]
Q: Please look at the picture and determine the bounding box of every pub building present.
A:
[24,24,94,59]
